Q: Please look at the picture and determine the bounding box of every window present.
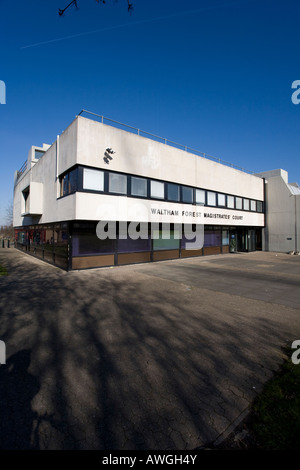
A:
[17,231,27,245]
[250,200,256,211]
[83,168,104,191]
[73,234,115,255]
[109,173,127,194]
[182,186,193,204]
[207,191,216,206]
[151,180,164,199]
[131,177,147,197]
[69,169,78,193]
[34,150,45,160]
[53,224,69,267]
[227,195,234,208]
[196,189,205,205]
[222,230,229,245]
[243,199,250,211]
[218,194,226,206]
[23,187,30,213]
[72,223,115,256]
[118,237,151,253]
[257,201,263,212]
[152,229,180,251]
[61,167,78,196]
[62,176,67,196]
[235,197,243,210]
[167,183,180,201]
[204,229,221,247]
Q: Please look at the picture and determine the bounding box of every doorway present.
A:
[229,228,258,252]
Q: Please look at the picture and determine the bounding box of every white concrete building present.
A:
[256,169,300,253]
[13,112,266,270]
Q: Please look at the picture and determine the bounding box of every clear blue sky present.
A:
[0,0,300,225]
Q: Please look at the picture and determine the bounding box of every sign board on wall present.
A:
[75,194,265,227]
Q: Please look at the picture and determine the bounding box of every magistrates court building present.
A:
[13,111,298,270]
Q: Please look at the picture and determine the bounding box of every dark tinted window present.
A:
[182,186,193,203]
[167,183,180,201]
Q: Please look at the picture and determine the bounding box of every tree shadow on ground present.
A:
[0,349,40,449]
[0,250,299,449]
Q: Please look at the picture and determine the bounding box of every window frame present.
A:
[227,195,235,209]
[207,191,216,207]
[195,189,206,206]
[108,172,128,195]
[34,150,45,160]
[181,186,194,204]
[235,197,243,210]
[83,167,104,192]
[150,180,165,200]
[243,198,250,211]
[131,176,148,198]
[250,200,257,211]
[167,183,180,202]
[60,166,79,197]
[257,201,263,213]
[217,193,226,207]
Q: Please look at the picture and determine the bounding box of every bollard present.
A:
[7,239,10,248]
[1,239,4,248]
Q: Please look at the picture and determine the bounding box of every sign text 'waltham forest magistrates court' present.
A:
[94,198,264,227]
[151,208,244,221]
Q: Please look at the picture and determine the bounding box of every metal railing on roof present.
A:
[15,160,28,183]
[78,109,256,175]
[15,111,258,185]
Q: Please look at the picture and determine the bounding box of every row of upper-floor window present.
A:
[60,165,264,213]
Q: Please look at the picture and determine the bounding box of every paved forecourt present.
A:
[0,248,299,449]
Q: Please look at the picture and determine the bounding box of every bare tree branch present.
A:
[5,201,13,227]
[59,0,78,16]
[59,0,133,16]
[0,202,14,239]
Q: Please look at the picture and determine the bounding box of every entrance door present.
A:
[235,228,257,252]
[237,229,247,252]
[229,229,259,253]
[248,229,256,252]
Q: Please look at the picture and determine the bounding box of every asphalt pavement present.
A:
[0,248,299,450]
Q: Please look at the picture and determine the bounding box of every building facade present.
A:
[13,113,266,270]
[256,169,300,253]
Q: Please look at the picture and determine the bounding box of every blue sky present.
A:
[0,0,299,225]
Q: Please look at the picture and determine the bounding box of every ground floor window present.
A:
[15,223,69,269]
[72,233,115,256]
[204,228,221,247]
[15,222,263,270]
[118,237,151,253]
[152,228,180,251]
[222,230,229,245]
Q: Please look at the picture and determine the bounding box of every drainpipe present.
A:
[56,135,60,198]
